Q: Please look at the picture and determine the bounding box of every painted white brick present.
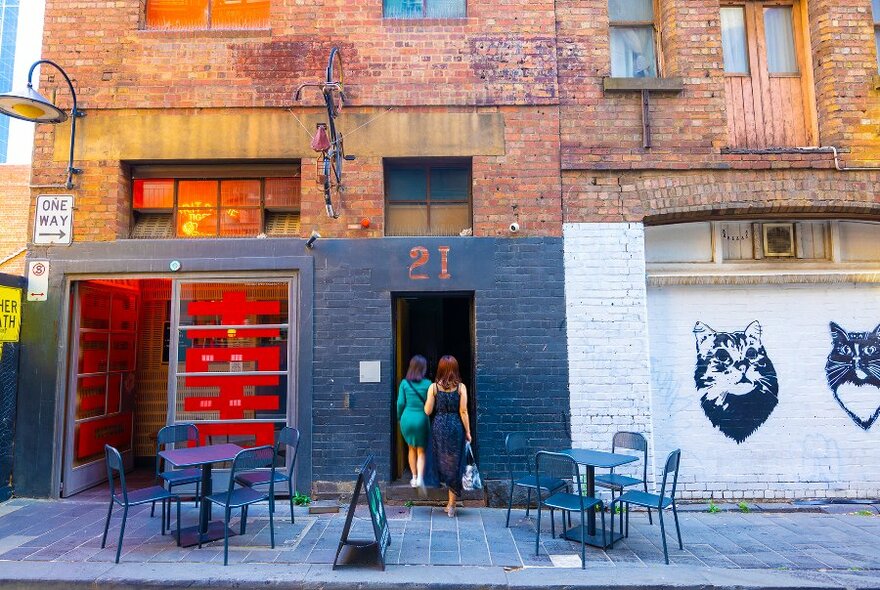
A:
[565,222,880,500]
[564,222,656,486]
[648,281,880,499]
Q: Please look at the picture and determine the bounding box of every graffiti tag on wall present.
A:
[825,322,880,430]
[693,321,779,443]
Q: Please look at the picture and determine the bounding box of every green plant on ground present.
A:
[738,501,750,513]
[404,500,414,508]
[708,501,721,513]
[614,504,625,515]
[854,510,874,516]
[292,491,311,506]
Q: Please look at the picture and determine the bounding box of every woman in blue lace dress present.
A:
[424,355,471,517]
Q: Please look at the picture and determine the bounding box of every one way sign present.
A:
[34,195,74,245]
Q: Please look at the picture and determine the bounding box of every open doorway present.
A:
[62,279,171,496]
[392,293,475,482]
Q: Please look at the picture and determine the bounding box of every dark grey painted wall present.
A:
[13,237,569,497]
[310,237,570,484]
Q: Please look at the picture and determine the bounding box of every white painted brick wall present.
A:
[564,223,656,489]
[648,282,880,499]
[565,222,880,500]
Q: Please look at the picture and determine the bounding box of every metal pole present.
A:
[27,60,84,189]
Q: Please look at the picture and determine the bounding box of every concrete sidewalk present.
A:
[0,497,878,589]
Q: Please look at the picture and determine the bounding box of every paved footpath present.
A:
[0,497,879,589]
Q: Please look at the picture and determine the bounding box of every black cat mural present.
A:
[825,322,880,430]
[693,321,779,443]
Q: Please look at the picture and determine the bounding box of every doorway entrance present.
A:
[61,277,297,496]
[392,293,475,481]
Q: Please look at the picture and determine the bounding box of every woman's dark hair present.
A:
[435,355,461,390]
[405,355,427,381]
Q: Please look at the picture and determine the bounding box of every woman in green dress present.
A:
[396,355,431,487]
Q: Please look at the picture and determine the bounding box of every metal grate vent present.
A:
[762,223,795,257]
[130,213,173,239]
[265,212,301,237]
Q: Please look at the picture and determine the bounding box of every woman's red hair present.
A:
[435,355,461,390]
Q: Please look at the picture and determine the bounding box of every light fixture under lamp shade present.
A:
[0,86,68,123]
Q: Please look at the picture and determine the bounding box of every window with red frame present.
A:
[131,169,300,239]
[146,0,270,30]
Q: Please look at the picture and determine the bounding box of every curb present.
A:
[0,562,878,590]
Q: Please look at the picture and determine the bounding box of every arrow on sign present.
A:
[37,230,67,239]
[29,293,45,298]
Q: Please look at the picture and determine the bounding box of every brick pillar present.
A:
[564,222,655,484]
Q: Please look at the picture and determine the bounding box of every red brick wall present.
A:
[556,0,880,222]
[33,0,880,234]
[36,0,565,240]
[0,165,31,274]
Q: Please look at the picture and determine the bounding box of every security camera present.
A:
[509,222,520,233]
[305,231,320,249]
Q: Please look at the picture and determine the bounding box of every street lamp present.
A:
[0,60,84,189]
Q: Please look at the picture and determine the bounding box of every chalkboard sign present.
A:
[333,455,391,571]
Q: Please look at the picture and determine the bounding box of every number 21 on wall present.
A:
[409,246,451,280]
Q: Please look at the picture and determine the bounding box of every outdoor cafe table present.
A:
[557,448,638,549]
[158,442,243,547]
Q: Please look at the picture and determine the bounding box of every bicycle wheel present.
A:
[323,156,338,219]
[325,47,345,119]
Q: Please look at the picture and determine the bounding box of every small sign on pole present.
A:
[0,286,21,343]
[27,260,49,302]
[33,194,73,245]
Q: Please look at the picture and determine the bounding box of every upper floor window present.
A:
[383,0,466,19]
[720,1,814,147]
[146,0,270,30]
[609,0,658,77]
[384,158,471,237]
[130,165,300,239]
[873,0,880,73]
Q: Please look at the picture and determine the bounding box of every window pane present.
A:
[428,203,470,236]
[720,7,749,74]
[609,0,653,22]
[221,180,261,207]
[610,27,657,77]
[220,208,261,237]
[873,0,880,22]
[211,0,270,28]
[265,177,301,208]
[764,7,798,74]
[430,167,470,201]
[386,205,429,236]
[178,210,218,237]
[387,168,428,202]
[133,179,173,209]
[178,180,218,208]
[146,0,209,28]
[384,0,423,18]
[425,0,466,18]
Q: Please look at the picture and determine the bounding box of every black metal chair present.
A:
[611,449,682,564]
[102,444,181,563]
[595,431,652,524]
[201,445,276,565]
[152,423,201,524]
[503,433,566,527]
[534,451,604,569]
[234,427,301,523]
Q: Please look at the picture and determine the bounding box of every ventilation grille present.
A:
[265,212,301,237]
[762,223,795,257]
[131,213,173,239]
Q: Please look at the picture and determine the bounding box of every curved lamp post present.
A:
[0,60,84,189]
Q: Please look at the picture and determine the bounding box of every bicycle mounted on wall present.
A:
[295,48,355,219]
